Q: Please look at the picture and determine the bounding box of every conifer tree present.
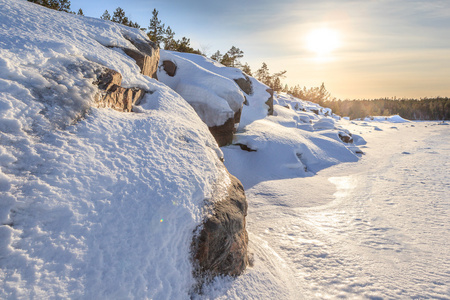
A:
[112,7,127,25]
[148,9,165,47]
[57,0,70,12]
[101,10,111,21]
[220,53,233,67]
[163,26,176,50]
[77,8,84,15]
[225,46,244,68]
[256,62,270,86]
[210,50,223,62]
[241,63,252,76]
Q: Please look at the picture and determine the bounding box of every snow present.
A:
[1,0,449,299]
[361,114,410,123]
[157,51,246,127]
[205,121,450,299]
[159,51,274,130]
[0,0,228,298]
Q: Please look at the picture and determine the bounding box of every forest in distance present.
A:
[27,0,450,121]
[322,97,450,121]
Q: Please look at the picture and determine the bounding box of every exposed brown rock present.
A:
[94,68,146,112]
[193,172,249,278]
[208,117,235,147]
[233,108,242,124]
[122,36,160,79]
[162,60,177,77]
[338,131,353,143]
[234,75,253,95]
[236,143,257,152]
[207,109,242,147]
[122,48,159,79]
[265,88,274,116]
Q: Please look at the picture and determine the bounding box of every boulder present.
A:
[207,109,242,147]
[162,60,177,77]
[265,88,274,116]
[193,172,249,278]
[94,68,146,112]
[338,131,353,143]
[234,75,253,95]
[122,36,160,79]
[208,117,235,147]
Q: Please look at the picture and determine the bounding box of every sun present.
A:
[306,28,340,56]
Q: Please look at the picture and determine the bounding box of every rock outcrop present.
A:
[94,68,146,112]
[193,172,249,278]
[122,36,160,79]
[157,52,246,147]
[265,88,274,116]
[162,60,177,77]
[208,118,236,147]
[234,75,253,96]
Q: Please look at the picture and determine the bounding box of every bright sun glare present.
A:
[306,28,340,56]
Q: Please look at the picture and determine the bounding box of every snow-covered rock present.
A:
[159,51,276,131]
[193,172,249,279]
[158,51,246,146]
[222,89,363,189]
[0,0,248,298]
[94,68,146,112]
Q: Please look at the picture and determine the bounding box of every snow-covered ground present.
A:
[204,120,450,299]
[0,0,228,298]
[1,0,449,299]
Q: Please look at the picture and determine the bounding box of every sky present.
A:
[70,0,450,99]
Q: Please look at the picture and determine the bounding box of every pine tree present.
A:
[210,50,223,62]
[224,46,244,67]
[77,8,84,15]
[101,10,111,21]
[241,63,252,76]
[112,7,126,24]
[57,0,70,12]
[220,53,233,67]
[256,62,270,86]
[148,9,165,47]
[163,26,176,50]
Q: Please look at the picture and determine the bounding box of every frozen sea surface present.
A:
[208,122,450,299]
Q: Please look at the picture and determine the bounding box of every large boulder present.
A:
[162,60,177,77]
[122,36,160,79]
[234,75,253,96]
[157,51,246,147]
[193,172,249,277]
[94,68,146,112]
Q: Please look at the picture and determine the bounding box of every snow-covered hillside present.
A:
[0,0,228,298]
[0,0,403,299]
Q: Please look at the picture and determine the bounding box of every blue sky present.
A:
[71,0,450,99]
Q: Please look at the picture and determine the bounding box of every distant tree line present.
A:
[324,98,450,120]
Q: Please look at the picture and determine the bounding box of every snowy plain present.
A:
[1,0,449,299]
[206,120,450,299]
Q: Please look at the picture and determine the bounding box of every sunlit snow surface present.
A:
[0,0,227,298]
[211,121,450,299]
[1,0,449,299]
